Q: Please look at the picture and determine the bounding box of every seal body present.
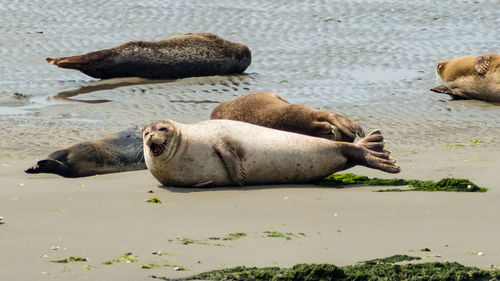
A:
[431,54,500,102]
[46,33,251,79]
[143,119,399,187]
[25,128,145,177]
[210,92,364,142]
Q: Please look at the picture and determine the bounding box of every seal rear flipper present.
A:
[213,141,247,185]
[25,159,77,177]
[339,130,400,174]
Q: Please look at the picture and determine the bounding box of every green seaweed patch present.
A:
[264,231,296,240]
[103,252,138,265]
[146,198,162,204]
[165,264,188,271]
[222,232,247,241]
[152,260,500,281]
[317,173,487,192]
[142,263,160,269]
[51,256,88,263]
[361,255,421,265]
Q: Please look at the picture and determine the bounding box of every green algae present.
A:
[222,232,247,241]
[51,256,88,263]
[103,252,138,265]
[264,231,296,240]
[317,173,487,192]
[146,198,162,204]
[151,258,500,281]
[361,254,421,265]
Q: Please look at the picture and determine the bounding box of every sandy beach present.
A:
[1,0,499,280]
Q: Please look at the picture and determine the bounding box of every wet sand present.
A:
[1,0,499,280]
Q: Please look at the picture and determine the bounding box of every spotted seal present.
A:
[431,54,500,102]
[47,33,251,79]
[142,119,400,187]
[25,128,144,177]
[211,92,364,142]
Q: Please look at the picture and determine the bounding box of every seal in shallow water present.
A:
[431,54,500,102]
[210,92,364,142]
[25,128,145,177]
[46,33,251,79]
[142,119,400,187]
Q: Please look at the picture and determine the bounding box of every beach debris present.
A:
[0,216,3,221]
[152,251,163,256]
[51,256,88,263]
[145,198,162,204]
[18,182,24,187]
[147,189,154,193]
[51,246,60,251]
[466,251,485,256]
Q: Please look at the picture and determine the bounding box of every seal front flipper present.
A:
[430,85,470,100]
[212,140,246,185]
[475,55,491,75]
[325,112,365,141]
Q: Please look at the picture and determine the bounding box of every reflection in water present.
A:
[47,74,253,104]
[48,77,172,104]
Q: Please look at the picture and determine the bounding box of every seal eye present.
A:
[144,132,149,137]
[159,127,168,132]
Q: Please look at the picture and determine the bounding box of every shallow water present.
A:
[0,0,499,157]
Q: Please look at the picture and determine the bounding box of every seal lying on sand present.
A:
[143,119,400,187]
[431,54,500,102]
[211,92,364,142]
[25,128,145,177]
[46,33,251,79]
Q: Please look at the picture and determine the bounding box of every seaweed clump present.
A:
[151,256,500,281]
[316,173,487,192]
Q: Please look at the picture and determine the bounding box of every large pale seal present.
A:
[142,119,400,187]
[46,33,251,79]
[25,128,145,177]
[211,92,364,142]
[430,54,500,102]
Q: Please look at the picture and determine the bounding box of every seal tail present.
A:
[46,55,88,69]
[25,159,75,177]
[354,130,401,174]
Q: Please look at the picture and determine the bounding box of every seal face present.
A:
[25,128,145,177]
[431,54,500,102]
[143,119,400,187]
[47,33,251,79]
[210,92,365,142]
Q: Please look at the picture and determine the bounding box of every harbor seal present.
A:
[25,128,145,177]
[142,119,400,187]
[46,33,251,80]
[211,92,364,142]
[430,54,500,102]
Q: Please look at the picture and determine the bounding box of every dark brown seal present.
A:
[25,128,145,177]
[46,33,251,79]
[431,54,500,102]
[210,92,364,142]
[143,119,399,187]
